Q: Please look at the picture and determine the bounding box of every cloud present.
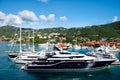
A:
[18,10,38,22]
[113,16,118,22]
[40,0,48,3]
[0,11,6,21]
[3,14,22,26]
[47,14,55,22]
[39,15,47,21]
[39,14,55,22]
[60,16,67,21]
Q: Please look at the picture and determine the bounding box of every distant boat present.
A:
[73,45,81,50]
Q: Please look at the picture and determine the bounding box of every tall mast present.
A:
[32,26,35,52]
[28,33,31,49]
[19,24,22,53]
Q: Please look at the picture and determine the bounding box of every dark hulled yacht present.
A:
[21,51,116,71]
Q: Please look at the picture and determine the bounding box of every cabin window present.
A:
[60,52,71,54]
[69,56,84,58]
[28,56,38,58]
[69,57,73,59]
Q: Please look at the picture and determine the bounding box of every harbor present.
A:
[5,23,120,73]
[0,42,120,80]
[0,0,120,80]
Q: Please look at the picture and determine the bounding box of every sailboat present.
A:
[8,25,42,64]
[8,24,23,58]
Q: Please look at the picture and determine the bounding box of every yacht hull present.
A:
[22,60,115,71]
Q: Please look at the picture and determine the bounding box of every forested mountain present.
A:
[78,21,120,40]
[38,21,120,40]
[0,21,120,41]
[0,26,33,38]
[0,26,18,38]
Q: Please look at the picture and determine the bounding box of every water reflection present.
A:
[27,69,112,80]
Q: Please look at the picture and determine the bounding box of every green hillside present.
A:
[0,26,19,38]
[0,21,120,41]
[38,21,120,40]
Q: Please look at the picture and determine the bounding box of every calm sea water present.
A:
[0,42,120,80]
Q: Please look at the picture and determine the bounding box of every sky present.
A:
[0,0,120,29]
